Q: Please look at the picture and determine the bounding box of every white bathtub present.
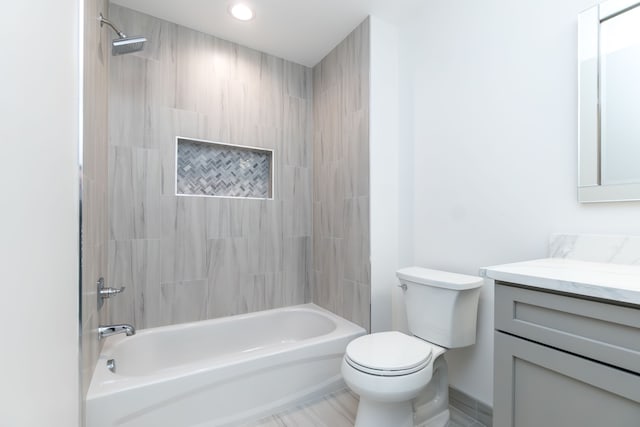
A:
[86,304,365,427]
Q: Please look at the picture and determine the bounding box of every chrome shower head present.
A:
[111,36,147,55]
[98,13,147,56]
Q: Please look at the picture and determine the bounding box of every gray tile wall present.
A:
[311,20,371,330]
[81,0,109,406]
[106,5,313,328]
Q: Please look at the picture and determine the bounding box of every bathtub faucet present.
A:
[98,324,136,339]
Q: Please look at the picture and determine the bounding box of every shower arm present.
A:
[99,13,127,39]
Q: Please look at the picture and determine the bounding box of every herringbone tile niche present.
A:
[176,137,274,199]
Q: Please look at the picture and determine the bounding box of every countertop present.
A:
[481,258,640,306]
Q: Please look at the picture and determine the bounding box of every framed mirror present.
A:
[578,0,640,202]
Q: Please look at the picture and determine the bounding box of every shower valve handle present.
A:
[97,277,126,299]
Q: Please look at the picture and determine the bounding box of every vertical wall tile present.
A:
[107,239,162,328]
[146,26,178,108]
[205,197,249,239]
[228,80,259,145]
[109,54,147,148]
[314,237,344,314]
[175,25,212,114]
[109,146,162,240]
[160,196,207,283]
[344,110,370,199]
[246,233,282,274]
[312,270,330,311]
[258,54,285,127]
[283,237,310,305]
[311,19,370,329]
[159,280,208,326]
[108,6,313,331]
[238,272,283,314]
[283,167,311,237]
[82,0,110,399]
[283,97,310,167]
[206,238,249,318]
[284,61,311,100]
[151,108,210,195]
[342,280,371,331]
[107,240,136,326]
[343,197,370,283]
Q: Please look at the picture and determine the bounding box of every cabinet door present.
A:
[494,332,640,427]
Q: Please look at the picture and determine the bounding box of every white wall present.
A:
[0,1,80,426]
[398,0,640,406]
[370,16,400,333]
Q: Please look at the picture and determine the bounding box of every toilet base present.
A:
[354,398,413,427]
[422,408,450,427]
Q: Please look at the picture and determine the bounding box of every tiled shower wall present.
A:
[81,0,109,400]
[311,20,371,330]
[105,5,312,328]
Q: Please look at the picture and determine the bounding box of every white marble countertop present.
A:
[481,258,640,306]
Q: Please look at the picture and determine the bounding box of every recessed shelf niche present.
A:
[176,137,274,199]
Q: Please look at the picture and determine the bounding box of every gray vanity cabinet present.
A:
[493,282,640,427]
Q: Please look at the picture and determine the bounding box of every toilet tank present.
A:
[397,267,483,348]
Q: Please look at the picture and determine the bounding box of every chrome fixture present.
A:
[97,277,125,299]
[98,324,136,340]
[97,277,125,309]
[98,13,147,55]
[106,359,116,373]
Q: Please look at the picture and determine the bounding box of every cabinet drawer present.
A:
[495,282,640,374]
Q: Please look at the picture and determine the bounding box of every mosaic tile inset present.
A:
[176,138,273,198]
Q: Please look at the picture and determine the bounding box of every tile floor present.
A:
[242,389,486,427]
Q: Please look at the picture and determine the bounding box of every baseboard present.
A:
[449,387,493,427]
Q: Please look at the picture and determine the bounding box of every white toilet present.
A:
[341,267,483,427]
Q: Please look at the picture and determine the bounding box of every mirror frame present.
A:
[578,0,640,202]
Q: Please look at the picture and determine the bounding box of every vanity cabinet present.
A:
[493,282,640,427]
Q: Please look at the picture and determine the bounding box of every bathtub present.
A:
[86,304,365,427]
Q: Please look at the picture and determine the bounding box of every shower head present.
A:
[112,36,147,55]
[98,13,147,56]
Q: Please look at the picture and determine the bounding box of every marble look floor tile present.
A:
[244,389,487,427]
[447,407,486,427]
[243,389,357,427]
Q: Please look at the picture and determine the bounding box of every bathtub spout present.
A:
[98,324,136,339]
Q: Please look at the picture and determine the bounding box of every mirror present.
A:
[578,0,640,202]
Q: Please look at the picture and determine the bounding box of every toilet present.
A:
[341,267,483,427]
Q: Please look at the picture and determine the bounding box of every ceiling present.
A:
[110,0,425,67]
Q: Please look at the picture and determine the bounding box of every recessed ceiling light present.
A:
[229,3,254,21]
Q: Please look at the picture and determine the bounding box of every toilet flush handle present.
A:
[398,283,407,291]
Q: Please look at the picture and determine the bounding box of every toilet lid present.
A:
[345,331,432,376]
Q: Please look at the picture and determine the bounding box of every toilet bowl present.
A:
[342,267,483,427]
[341,331,447,427]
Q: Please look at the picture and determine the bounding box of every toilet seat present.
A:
[345,331,433,377]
